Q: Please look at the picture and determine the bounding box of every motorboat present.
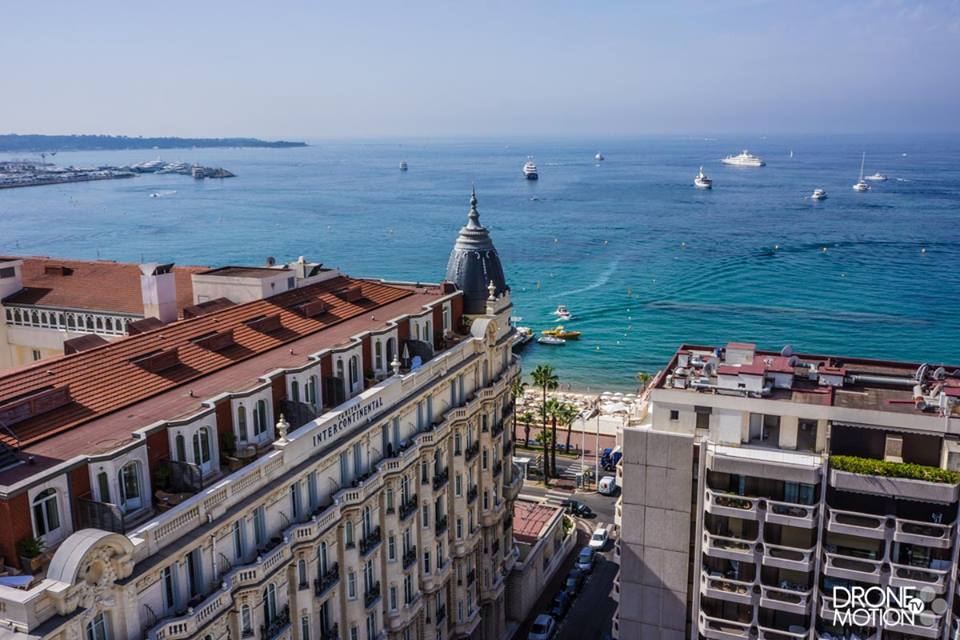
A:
[811,188,827,200]
[865,172,887,182]
[694,167,713,189]
[537,335,566,346]
[552,304,569,316]
[595,152,604,162]
[399,161,408,171]
[542,326,581,339]
[512,326,534,351]
[721,150,765,167]
[853,152,871,192]
[523,157,539,180]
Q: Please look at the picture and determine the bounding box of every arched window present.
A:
[240,604,252,634]
[237,405,248,441]
[31,311,39,325]
[414,323,421,340]
[386,338,396,366]
[263,583,277,622]
[40,312,48,326]
[336,359,344,381]
[193,428,212,465]
[175,434,186,461]
[32,488,60,538]
[349,355,359,385]
[118,462,142,511]
[375,341,383,371]
[85,612,108,640]
[298,558,307,586]
[96,470,111,503]
[291,380,300,403]
[424,320,431,343]
[308,375,318,407]
[345,521,354,546]
[95,316,103,330]
[66,314,75,329]
[86,316,94,330]
[255,400,268,436]
[104,318,113,332]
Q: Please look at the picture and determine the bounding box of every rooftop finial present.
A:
[467,186,480,227]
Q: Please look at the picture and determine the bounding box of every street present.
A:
[516,454,619,524]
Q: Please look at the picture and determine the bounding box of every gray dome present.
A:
[445,189,508,314]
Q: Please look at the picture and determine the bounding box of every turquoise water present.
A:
[2,136,959,390]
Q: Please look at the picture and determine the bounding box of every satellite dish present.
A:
[916,363,929,382]
[788,355,800,367]
[933,367,946,380]
[780,345,794,357]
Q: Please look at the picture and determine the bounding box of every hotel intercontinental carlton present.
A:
[0,192,522,640]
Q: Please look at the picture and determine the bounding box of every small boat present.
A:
[512,327,534,351]
[542,326,582,339]
[865,172,887,182]
[811,188,827,200]
[595,152,604,162]
[399,161,408,171]
[537,335,566,346]
[721,150,765,167]
[552,304,569,316]
[694,167,713,189]
[853,152,871,192]
[523,157,539,180]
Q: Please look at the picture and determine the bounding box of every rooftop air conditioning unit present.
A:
[884,434,904,463]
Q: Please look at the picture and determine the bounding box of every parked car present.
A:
[549,590,573,619]
[528,614,557,640]
[589,525,609,550]
[564,567,584,595]
[598,475,618,495]
[600,446,622,471]
[559,499,595,518]
[577,546,596,573]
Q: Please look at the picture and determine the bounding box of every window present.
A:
[263,583,277,623]
[421,503,429,527]
[291,482,302,520]
[291,379,300,403]
[456,518,463,539]
[118,462,142,511]
[308,472,319,511]
[349,355,359,385]
[32,488,60,538]
[96,470,110,503]
[366,613,377,640]
[404,573,413,603]
[455,473,462,496]
[348,570,357,598]
[233,520,245,561]
[193,427,212,466]
[482,448,488,469]
[353,443,363,476]
[237,405,248,441]
[308,375,319,407]
[254,400,268,437]
[454,432,462,455]
[388,534,396,560]
[375,341,383,371]
[345,521,354,546]
[301,616,310,640]
[32,349,41,361]
[351,627,359,640]
[298,559,308,587]
[86,612,109,640]
[389,584,398,610]
[287,276,296,290]
[241,605,252,634]
[423,550,431,574]
[669,409,679,421]
[175,434,187,462]
[254,507,267,547]
[340,451,351,486]
[318,541,329,574]
[385,485,394,511]
[162,565,177,611]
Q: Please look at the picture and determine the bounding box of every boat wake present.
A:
[552,258,620,298]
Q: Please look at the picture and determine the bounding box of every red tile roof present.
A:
[512,499,561,544]
[2,256,205,315]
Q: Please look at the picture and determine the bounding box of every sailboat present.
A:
[852,153,870,192]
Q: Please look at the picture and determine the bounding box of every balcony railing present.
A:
[277,400,318,434]
[259,605,290,640]
[157,458,206,493]
[699,571,753,606]
[76,493,133,533]
[435,515,448,536]
[825,507,886,539]
[765,498,818,528]
[492,420,504,438]
[360,526,382,556]
[467,485,478,504]
[465,441,480,462]
[759,584,811,615]
[502,438,513,457]
[704,488,759,520]
[762,543,815,572]
[702,531,755,562]
[364,581,382,608]
[432,468,449,491]
[822,551,882,583]
[890,561,950,593]
[314,562,340,597]
[698,612,751,640]
[894,516,953,548]
[403,545,418,570]
[399,495,418,521]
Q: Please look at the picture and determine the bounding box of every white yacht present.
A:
[721,150,766,167]
[399,161,408,171]
[595,152,604,162]
[853,153,871,192]
[865,171,887,182]
[811,188,827,200]
[694,167,713,189]
[523,157,539,180]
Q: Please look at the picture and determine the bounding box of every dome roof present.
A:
[445,189,508,314]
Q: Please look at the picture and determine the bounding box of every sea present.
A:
[2,135,959,391]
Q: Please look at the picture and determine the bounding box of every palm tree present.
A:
[560,402,579,455]
[635,371,653,393]
[531,364,559,479]
[509,378,527,442]
[544,398,565,477]
[520,410,535,446]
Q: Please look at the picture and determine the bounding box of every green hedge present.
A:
[831,455,960,484]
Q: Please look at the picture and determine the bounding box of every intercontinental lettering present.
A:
[312,397,385,447]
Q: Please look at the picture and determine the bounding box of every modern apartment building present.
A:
[614,342,960,640]
[0,191,522,640]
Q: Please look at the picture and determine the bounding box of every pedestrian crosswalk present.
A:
[517,488,573,507]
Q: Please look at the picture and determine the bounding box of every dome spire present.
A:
[445,188,509,315]
[467,185,481,228]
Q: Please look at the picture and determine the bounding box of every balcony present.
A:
[467,485,478,504]
[765,499,818,528]
[700,571,754,606]
[759,584,811,616]
[432,468,449,491]
[403,545,418,570]
[503,464,522,501]
[277,399,319,434]
[889,561,950,593]
[314,562,340,598]
[435,515,448,536]
[698,613,751,640]
[761,543,815,573]
[465,441,480,462]
[76,493,149,534]
[757,626,808,640]
[704,488,759,521]
[502,438,513,457]
[829,464,960,504]
[156,457,207,495]
[821,551,882,583]
[894,516,954,549]
[492,460,503,477]
[364,581,382,609]
[886,612,944,639]
[492,420,505,438]
[825,508,886,540]
[359,526,382,556]
[259,605,290,640]
[702,531,755,563]
[399,494,418,521]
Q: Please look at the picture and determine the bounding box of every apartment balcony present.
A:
[435,515,449,536]
[700,571,754,606]
[467,485,479,504]
[757,625,808,640]
[503,464,522,501]
[481,500,506,527]
[829,467,960,504]
[491,420,505,438]
[704,488,760,521]
[502,437,513,458]
[765,499,819,529]
[761,543,816,573]
[314,563,340,598]
[893,516,954,549]
[821,551,882,584]
[432,468,450,491]
[825,508,886,540]
[465,441,480,463]
[698,612,752,640]
[889,561,950,593]
[886,612,944,639]
[399,494,418,521]
[259,605,291,640]
[702,531,756,563]
[359,526,382,556]
[453,605,481,638]
[402,545,418,571]
[364,582,382,609]
[759,585,811,616]
[146,587,234,640]
[76,493,151,534]
[156,457,207,495]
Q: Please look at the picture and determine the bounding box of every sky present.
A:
[2,0,959,138]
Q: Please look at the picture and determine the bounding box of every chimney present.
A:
[140,263,178,323]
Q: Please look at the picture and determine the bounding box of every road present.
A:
[516,455,619,525]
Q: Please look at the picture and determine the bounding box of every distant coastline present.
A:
[0,134,307,153]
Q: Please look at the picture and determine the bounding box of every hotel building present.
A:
[614,342,960,640]
[0,191,522,640]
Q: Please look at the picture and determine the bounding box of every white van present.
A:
[598,475,617,495]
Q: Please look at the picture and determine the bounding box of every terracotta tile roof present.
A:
[0,276,416,450]
[1,256,205,315]
[512,499,561,544]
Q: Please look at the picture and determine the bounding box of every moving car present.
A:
[577,546,596,573]
[589,525,609,550]
[565,567,584,595]
[560,499,594,518]
[528,614,557,640]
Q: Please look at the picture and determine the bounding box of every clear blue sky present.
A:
[2,1,958,138]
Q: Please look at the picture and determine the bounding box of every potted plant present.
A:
[16,537,45,573]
